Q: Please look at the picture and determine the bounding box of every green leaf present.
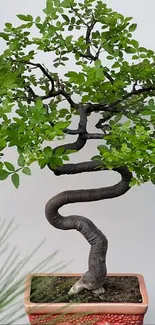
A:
[129,177,137,187]
[112,62,120,68]
[113,113,122,124]
[0,32,9,41]
[49,161,57,169]
[150,167,155,176]
[122,120,131,129]
[4,162,15,172]
[35,16,41,23]
[150,167,155,184]
[91,155,101,161]
[68,25,73,31]
[36,98,43,110]
[65,35,73,44]
[121,143,129,151]
[22,167,31,176]
[18,155,25,167]
[107,55,114,60]
[27,15,33,21]
[62,0,73,8]
[11,173,20,188]
[62,57,69,61]
[96,67,104,80]
[59,109,69,117]
[0,170,10,180]
[17,14,32,21]
[140,54,147,59]
[38,159,47,169]
[98,145,108,153]
[26,22,33,28]
[5,23,12,29]
[54,157,63,166]
[132,55,139,60]
[54,121,70,130]
[49,157,63,168]
[129,23,137,32]
[65,149,77,154]
[119,51,123,58]
[125,47,136,54]
[54,0,60,6]
[45,0,53,14]
[71,17,75,24]
[62,14,70,22]
[141,109,151,115]
[55,147,65,156]
[139,47,147,52]
[151,177,155,185]
[149,98,154,109]
[130,39,139,49]
[94,59,101,69]
[139,144,147,150]
[63,155,69,161]
[44,146,53,158]
[82,94,90,103]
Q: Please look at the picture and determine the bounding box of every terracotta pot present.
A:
[24,273,148,325]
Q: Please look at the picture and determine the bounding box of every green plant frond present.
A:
[0,218,18,245]
[0,219,67,324]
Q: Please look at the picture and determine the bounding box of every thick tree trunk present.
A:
[46,106,132,294]
[45,164,132,294]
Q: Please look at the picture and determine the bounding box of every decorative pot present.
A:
[24,273,148,325]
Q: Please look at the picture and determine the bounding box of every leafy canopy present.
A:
[1,0,155,187]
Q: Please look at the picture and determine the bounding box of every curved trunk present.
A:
[48,106,87,175]
[45,163,132,293]
[46,106,132,294]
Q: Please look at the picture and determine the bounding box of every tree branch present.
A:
[82,133,104,139]
[85,16,96,60]
[70,4,89,27]
[87,85,155,113]
[73,48,114,84]
[71,15,114,84]
[48,106,88,173]
[28,62,55,93]
[57,89,78,109]
[64,129,104,139]
[11,59,78,109]
[12,60,55,93]
[64,128,83,135]
[104,71,114,84]
[110,86,155,109]
[26,85,37,99]
[18,88,78,109]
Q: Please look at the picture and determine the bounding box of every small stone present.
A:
[93,287,105,297]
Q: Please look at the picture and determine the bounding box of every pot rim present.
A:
[24,273,148,315]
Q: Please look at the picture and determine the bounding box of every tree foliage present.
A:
[1,0,155,187]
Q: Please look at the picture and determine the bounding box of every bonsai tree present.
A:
[1,0,155,296]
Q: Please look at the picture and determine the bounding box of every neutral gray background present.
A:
[0,0,155,324]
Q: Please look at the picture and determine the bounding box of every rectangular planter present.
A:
[24,273,148,325]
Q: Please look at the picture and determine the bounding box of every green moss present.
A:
[30,276,142,304]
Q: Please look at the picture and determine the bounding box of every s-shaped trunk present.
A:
[45,162,132,294]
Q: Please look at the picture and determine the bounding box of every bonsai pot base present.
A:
[24,273,148,325]
[29,312,144,325]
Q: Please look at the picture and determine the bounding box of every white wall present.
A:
[0,1,155,324]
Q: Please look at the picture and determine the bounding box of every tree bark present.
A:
[45,103,133,294]
[45,164,132,293]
